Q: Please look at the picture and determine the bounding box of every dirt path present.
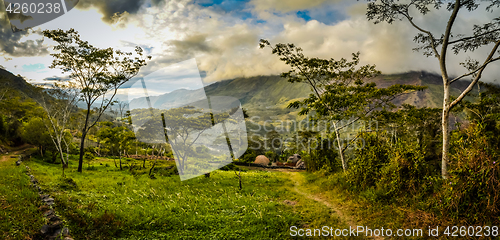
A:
[0,144,32,163]
[287,172,383,240]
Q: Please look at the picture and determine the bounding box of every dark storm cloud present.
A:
[76,0,150,23]
[0,11,48,57]
[169,34,217,56]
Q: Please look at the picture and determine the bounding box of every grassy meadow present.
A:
[10,155,358,240]
[0,156,45,240]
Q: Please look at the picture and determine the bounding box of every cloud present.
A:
[75,0,149,24]
[169,34,217,56]
[17,0,499,85]
[0,5,48,57]
[43,75,71,82]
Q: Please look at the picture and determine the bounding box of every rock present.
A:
[288,154,301,163]
[16,160,22,166]
[254,155,270,166]
[41,224,50,234]
[49,221,63,231]
[44,209,55,217]
[61,227,70,236]
[29,175,38,184]
[48,214,61,222]
[43,198,55,206]
[296,160,306,169]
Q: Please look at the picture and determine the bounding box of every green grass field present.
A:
[16,155,357,240]
[0,151,444,240]
[0,154,45,240]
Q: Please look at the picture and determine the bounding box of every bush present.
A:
[239,149,259,163]
[438,123,500,223]
[84,152,95,161]
[305,137,340,172]
[219,163,245,171]
[57,177,78,190]
[376,140,429,198]
[265,150,277,162]
[346,132,389,190]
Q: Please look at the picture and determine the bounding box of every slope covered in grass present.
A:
[25,156,356,240]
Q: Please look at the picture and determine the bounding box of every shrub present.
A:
[57,177,78,190]
[438,123,500,223]
[239,149,258,163]
[376,140,428,198]
[84,152,95,161]
[346,132,389,190]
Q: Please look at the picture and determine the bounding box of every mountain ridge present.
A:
[128,71,481,122]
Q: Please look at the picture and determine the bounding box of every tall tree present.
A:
[21,116,53,157]
[260,40,425,172]
[37,81,79,173]
[96,122,136,170]
[43,29,150,172]
[364,0,500,178]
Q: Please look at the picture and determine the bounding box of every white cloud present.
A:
[2,0,499,85]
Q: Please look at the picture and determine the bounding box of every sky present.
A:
[0,0,499,96]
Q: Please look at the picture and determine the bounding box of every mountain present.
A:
[369,71,479,108]
[129,71,481,123]
[129,88,207,110]
[0,68,42,100]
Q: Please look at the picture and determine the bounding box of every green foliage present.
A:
[238,149,259,163]
[96,122,136,157]
[304,136,340,172]
[346,132,389,190]
[0,91,43,144]
[57,177,78,190]
[438,122,500,223]
[84,152,95,161]
[43,28,150,172]
[219,163,242,171]
[20,117,53,150]
[0,114,4,137]
[377,140,428,198]
[260,40,426,171]
[373,104,442,164]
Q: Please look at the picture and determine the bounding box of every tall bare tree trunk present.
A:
[332,122,346,172]
[119,146,123,171]
[441,83,451,179]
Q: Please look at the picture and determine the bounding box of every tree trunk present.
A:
[332,121,346,172]
[441,83,451,179]
[52,151,59,163]
[149,159,157,176]
[119,150,123,171]
[78,108,91,173]
[78,132,86,172]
